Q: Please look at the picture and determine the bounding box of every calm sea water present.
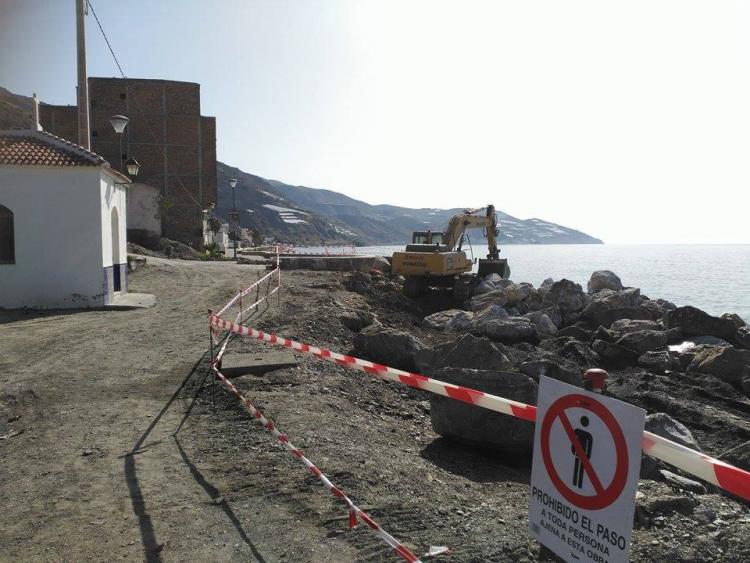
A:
[349,244,750,322]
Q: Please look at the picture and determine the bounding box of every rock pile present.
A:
[349,270,750,460]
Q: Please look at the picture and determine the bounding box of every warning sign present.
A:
[529,376,645,563]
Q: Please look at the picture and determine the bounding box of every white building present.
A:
[216,222,231,254]
[0,129,131,309]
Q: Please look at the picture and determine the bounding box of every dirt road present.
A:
[1,258,748,562]
[0,258,333,562]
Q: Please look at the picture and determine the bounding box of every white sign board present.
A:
[529,376,645,563]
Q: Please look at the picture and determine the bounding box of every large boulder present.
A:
[484,273,505,284]
[645,413,700,451]
[580,288,653,328]
[687,346,750,386]
[415,333,513,374]
[610,319,661,335]
[352,325,424,371]
[591,287,641,309]
[504,282,534,306]
[518,350,583,386]
[689,335,733,347]
[339,310,377,332]
[591,339,640,367]
[722,313,747,329]
[473,280,496,295]
[640,297,677,318]
[616,330,668,354]
[472,316,538,344]
[592,326,617,343]
[554,339,601,369]
[638,351,675,372]
[557,325,593,342]
[540,305,563,328]
[523,311,558,339]
[665,306,738,339]
[429,367,537,453]
[542,279,587,317]
[587,270,623,294]
[473,303,509,324]
[469,289,508,311]
[733,326,750,350]
[423,309,475,332]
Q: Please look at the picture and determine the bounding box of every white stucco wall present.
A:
[0,166,108,308]
[126,182,161,242]
[100,174,128,269]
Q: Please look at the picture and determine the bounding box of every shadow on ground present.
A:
[420,437,532,484]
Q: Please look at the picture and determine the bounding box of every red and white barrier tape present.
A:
[215,267,279,318]
[209,315,750,503]
[211,365,422,562]
[215,245,281,318]
[241,286,279,317]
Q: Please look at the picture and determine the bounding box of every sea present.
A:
[304,244,750,322]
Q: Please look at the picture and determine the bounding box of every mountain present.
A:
[217,161,603,245]
[216,162,360,245]
[0,84,601,245]
[0,87,33,130]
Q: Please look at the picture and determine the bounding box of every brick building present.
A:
[40,77,216,246]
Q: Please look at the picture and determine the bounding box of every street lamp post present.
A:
[229,178,238,260]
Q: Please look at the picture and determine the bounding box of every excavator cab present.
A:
[411,231,444,245]
[406,230,448,253]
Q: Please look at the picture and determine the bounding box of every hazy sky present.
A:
[2,1,750,244]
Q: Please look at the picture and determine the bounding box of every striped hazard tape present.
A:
[215,266,279,318]
[209,314,750,503]
[210,365,422,562]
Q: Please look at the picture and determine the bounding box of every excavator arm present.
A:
[443,205,500,260]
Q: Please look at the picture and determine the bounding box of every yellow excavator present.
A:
[391,205,511,300]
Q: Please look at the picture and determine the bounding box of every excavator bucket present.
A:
[477,258,510,279]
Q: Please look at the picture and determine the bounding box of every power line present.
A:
[86,0,127,80]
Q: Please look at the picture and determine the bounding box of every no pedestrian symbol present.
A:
[529,376,645,563]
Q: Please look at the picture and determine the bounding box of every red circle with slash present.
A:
[540,393,629,510]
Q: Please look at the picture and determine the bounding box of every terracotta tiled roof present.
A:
[0,130,107,167]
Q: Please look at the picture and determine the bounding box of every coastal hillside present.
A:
[218,161,603,245]
[0,84,601,245]
[0,87,32,130]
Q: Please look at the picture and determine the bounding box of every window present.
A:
[91,130,98,137]
[0,205,15,264]
[91,99,97,108]
[119,92,126,100]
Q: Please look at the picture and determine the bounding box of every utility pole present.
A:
[76,0,90,150]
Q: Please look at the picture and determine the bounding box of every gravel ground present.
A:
[0,259,748,562]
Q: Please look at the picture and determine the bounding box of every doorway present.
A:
[111,207,121,292]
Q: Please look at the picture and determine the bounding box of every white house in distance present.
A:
[0,128,131,309]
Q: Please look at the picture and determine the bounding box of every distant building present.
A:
[201,210,230,253]
[39,77,217,247]
[0,129,130,308]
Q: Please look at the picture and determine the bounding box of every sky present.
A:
[1,0,750,244]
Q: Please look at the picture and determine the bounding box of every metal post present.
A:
[232,186,237,260]
[76,0,90,150]
[238,283,243,326]
[255,271,261,316]
[118,133,124,173]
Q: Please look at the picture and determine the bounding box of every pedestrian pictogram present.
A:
[529,376,645,563]
[572,415,592,489]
